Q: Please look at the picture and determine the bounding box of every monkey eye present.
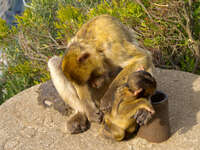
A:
[77,52,90,63]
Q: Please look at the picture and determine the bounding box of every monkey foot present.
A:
[134,109,153,126]
[67,112,90,134]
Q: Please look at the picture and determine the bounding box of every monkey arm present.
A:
[72,83,103,123]
[49,56,102,123]
[120,98,155,126]
[114,98,154,130]
[118,98,155,119]
[48,56,85,113]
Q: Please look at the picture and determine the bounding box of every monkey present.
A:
[48,15,154,134]
[48,56,91,133]
[102,71,157,141]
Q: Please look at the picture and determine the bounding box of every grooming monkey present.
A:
[48,15,154,134]
[102,71,157,141]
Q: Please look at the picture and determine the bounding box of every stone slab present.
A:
[0,68,200,150]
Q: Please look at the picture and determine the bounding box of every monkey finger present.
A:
[143,113,152,125]
[133,109,143,119]
[136,110,148,125]
[136,109,153,126]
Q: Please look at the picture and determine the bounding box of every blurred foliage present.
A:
[138,0,200,73]
[0,19,10,40]
[192,1,200,40]
[0,0,199,104]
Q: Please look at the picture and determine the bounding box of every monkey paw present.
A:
[134,109,154,126]
[67,112,90,134]
[90,76,105,89]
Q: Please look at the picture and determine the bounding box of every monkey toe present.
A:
[67,112,90,134]
[133,109,143,119]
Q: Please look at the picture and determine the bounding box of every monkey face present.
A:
[127,71,157,98]
[62,43,105,85]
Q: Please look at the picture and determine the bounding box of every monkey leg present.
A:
[103,114,125,141]
[73,84,103,123]
[126,124,137,133]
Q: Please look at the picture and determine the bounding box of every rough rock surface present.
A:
[0,68,200,150]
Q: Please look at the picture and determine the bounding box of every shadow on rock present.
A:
[37,80,73,116]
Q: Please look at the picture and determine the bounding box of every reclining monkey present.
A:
[48,15,154,134]
[102,71,157,141]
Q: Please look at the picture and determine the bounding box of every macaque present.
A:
[102,71,157,141]
[48,15,154,134]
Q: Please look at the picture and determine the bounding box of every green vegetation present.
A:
[0,0,199,104]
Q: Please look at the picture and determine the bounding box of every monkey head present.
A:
[127,70,157,98]
[61,42,105,85]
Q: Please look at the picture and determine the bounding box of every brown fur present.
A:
[103,71,156,141]
[49,15,154,134]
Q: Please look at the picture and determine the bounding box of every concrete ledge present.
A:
[1,68,200,150]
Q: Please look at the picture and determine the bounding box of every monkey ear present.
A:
[77,52,90,63]
[133,88,143,96]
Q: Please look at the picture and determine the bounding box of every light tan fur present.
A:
[48,56,84,113]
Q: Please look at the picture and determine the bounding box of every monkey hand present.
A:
[133,108,155,126]
[90,76,105,88]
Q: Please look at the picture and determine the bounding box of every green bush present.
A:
[0,0,102,103]
[0,19,10,40]
[0,0,199,104]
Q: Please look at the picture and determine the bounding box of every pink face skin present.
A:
[136,66,145,71]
